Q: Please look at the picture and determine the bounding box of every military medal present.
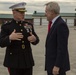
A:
[24,23,32,33]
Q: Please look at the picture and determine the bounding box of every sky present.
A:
[0,0,76,2]
[0,0,76,14]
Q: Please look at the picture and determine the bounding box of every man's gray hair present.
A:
[45,2,60,14]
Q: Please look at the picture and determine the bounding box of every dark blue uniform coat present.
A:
[0,19,39,69]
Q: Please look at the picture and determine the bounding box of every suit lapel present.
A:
[46,16,61,40]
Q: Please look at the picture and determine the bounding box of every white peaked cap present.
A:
[9,2,27,12]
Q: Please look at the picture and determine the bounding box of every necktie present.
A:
[48,21,52,32]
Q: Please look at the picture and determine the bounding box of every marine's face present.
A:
[45,6,54,21]
[13,10,25,21]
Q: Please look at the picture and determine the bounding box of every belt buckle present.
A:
[22,44,25,49]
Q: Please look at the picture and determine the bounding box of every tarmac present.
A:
[0,25,76,75]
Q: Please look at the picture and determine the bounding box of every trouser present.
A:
[47,71,66,75]
[47,72,66,75]
[8,67,33,75]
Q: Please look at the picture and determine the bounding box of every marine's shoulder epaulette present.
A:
[3,20,12,25]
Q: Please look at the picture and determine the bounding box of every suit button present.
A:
[22,44,25,49]
[10,53,12,55]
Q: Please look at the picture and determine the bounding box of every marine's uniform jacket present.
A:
[0,19,39,69]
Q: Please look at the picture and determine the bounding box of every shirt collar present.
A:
[51,15,60,25]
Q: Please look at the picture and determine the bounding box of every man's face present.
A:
[13,10,25,21]
[45,6,54,21]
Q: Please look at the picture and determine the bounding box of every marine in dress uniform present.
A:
[0,2,39,75]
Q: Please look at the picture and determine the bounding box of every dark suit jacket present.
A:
[45,16,70,73]
[0,19,39,68]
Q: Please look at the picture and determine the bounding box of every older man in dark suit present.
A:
[45,2,70,75]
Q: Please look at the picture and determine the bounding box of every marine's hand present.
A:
[9,29,23,40]
[52,66,60,75]
[27,33,36,42]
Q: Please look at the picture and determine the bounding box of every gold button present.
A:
[22,41,24,43]
[10,53,12,55]
[20,24,21,26]
[22,44,25,49]
[21,29,23,31]
[16,21,18,23]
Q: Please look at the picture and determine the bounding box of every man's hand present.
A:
[9,29,23,41]
[27,32,36,42]
[52,66,60,75]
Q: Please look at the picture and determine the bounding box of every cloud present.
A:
[0,1,76,14]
